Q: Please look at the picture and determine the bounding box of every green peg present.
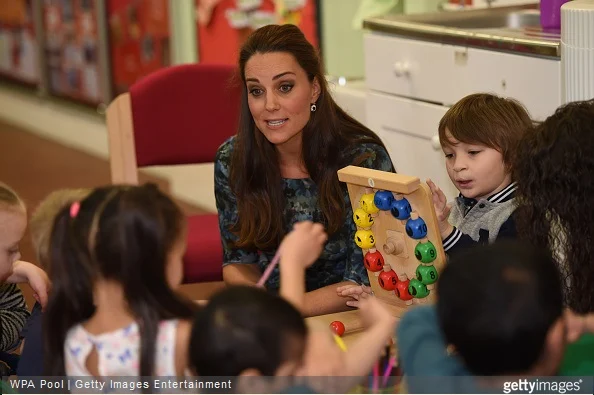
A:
[414,241,437,263]
[408,278,429,299]
[416,264,439,286]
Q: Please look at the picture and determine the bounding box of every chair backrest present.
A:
[106,63,242,184]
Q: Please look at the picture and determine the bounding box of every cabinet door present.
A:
[364,33,561,121]
[366,91,459,200]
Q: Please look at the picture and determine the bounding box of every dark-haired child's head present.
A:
[45,183,194,376]
[438,241,565,376]
[514,99,594,314]
[49,183,187,290]
[30,188,91,269]
[438,93,532,200]
[189,285,307,377]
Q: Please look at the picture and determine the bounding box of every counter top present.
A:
[363,3,560,59]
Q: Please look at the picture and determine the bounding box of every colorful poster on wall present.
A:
[0,0,39,85]
[196,0,318,65]
[107,0,170,96]
[43,0,103,104]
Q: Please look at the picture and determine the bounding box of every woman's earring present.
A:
[310,103,317,112]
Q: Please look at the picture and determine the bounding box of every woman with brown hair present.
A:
[215,24,393,316]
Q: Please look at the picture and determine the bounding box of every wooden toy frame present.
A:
[338,166,446,318]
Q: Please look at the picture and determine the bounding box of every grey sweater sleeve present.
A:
[0,283,30,351]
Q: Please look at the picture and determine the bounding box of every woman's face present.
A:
[244,51,320,150]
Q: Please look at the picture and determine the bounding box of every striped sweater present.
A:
[443,182,518,256]
[0,283,30,351]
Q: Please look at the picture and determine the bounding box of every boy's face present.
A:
[0,206,27,282]
[442,129,511,200]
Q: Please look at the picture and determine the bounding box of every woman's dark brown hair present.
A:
[44,184,196,384]
[514,99,594,313]
[231,24,387,250]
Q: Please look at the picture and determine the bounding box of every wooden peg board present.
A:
[338,166,446,318]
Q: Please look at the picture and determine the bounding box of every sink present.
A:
[411,9,541,30]
[375,3,542,31]
[363,3,560,58]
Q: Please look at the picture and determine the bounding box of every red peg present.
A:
[364,249,385,272]
[330,321,346,337]
[378,265,397,291]
[395,279,413,301]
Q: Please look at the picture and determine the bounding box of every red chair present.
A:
[105,63,241,283]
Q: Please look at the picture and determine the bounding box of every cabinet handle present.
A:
[393,61,410,77]
[431,135,441,151]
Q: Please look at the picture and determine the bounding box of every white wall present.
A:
[0,86,217,212]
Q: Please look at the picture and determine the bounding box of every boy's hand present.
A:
[336,284,373,308]
[9,261,51,310]
[427,179,454,239]
[280,221,327,269]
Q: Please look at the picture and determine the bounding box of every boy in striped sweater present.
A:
[427,93,533,256]
[0,182,49,375]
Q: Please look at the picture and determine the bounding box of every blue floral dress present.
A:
[215,136,394,291]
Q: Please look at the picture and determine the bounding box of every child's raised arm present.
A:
[340,297,396,382]
[279,221,327,311]
[298,297,397,393]
[5,261,50,309]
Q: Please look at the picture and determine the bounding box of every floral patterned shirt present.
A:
[215,136,394,291]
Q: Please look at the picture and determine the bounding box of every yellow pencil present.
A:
[333,334,347,352]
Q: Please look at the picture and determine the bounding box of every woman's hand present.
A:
[336,283,373,308]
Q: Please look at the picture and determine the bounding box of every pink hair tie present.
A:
[70,201,81,218]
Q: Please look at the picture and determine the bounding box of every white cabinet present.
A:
[365,33,561,120]
[329,80,368,127]
[364,32,562,200]
[366,91,458,198]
